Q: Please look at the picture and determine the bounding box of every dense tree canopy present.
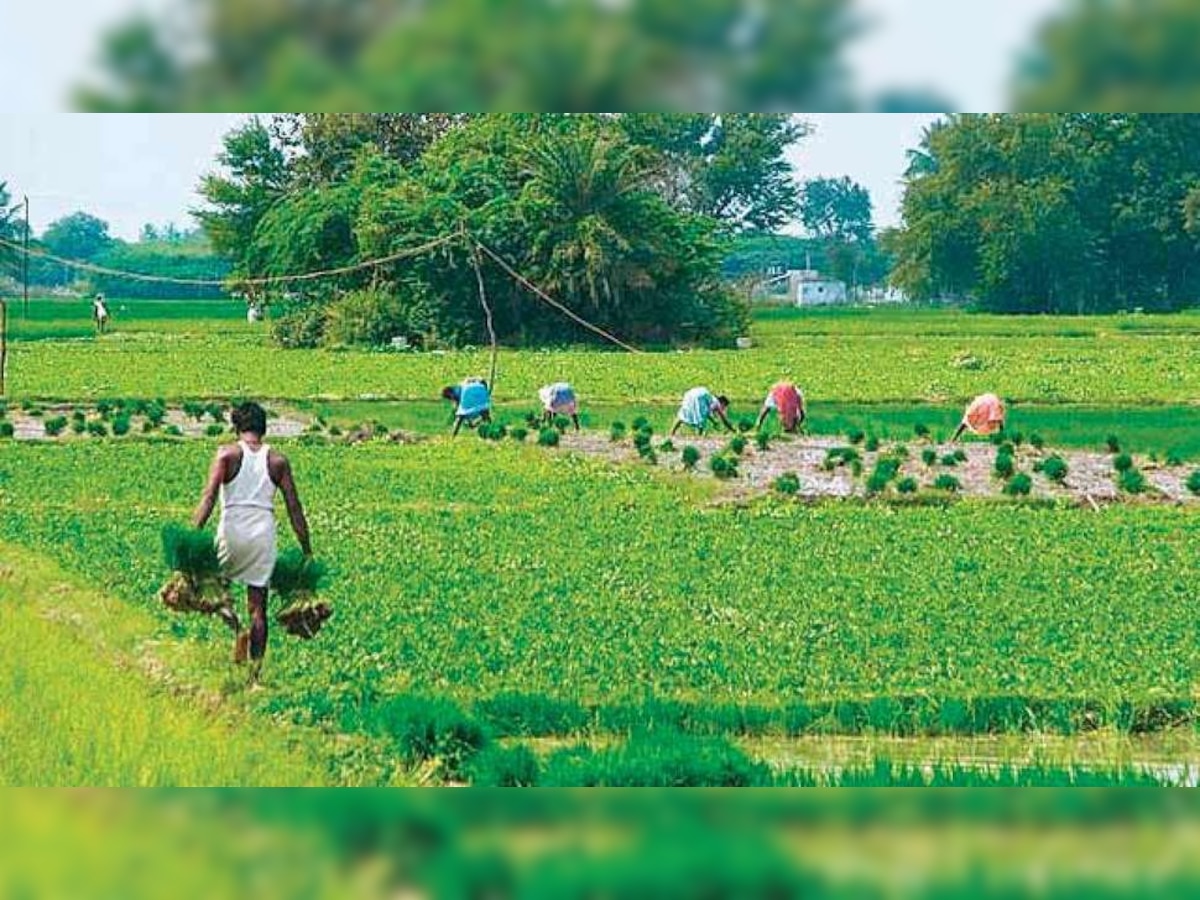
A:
[195,113,809,348]
[889,114,1200,313]
[78,0,858,112]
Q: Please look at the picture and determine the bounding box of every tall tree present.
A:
[800,177,873,244]
[77,0,857,112]
[194,118,290,275]
[890,114,1200,312]
[1013,0,1200,112]
[621,114,807,232]
[41,212,113,261]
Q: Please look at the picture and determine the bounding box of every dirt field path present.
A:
[560,431,1200,505]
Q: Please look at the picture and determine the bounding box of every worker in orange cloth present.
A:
[952,393,1006,442]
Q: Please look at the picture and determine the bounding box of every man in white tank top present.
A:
[193,402,313,682]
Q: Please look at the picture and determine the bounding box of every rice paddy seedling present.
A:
[773,472,801,495]
[994,452,1016,480]
[921,448,937,467]
[754,431,771,452]
[0,422,13,439]
[112,414,133,437]
[847,428,865,445]
[1117,468,1147,494]
[914,423,930,439]
[204,423,226,438]
[681,445,701,470]
[896,476,919,494]
[1039,456,1070,483]
[933,474,961,493]
[86,421,108,437]
[609,421,627,442]
[710,453,739,479]
[537,428,560,448]
[940,453,960,468]
[736,416,756,434]
[1030,433,1045,450]
[1106,435,1122,453]
[43,416,67,437]
[631,416,650,432]
[729,436,748,456]
[1113,453,1134,473]
[509,426,528,443]
[1004,473,1033,497]
[658,440,677,454]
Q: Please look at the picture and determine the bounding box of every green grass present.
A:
[0,543,328,786]
[8,306,1200,405]
[2,440,1198,749]
[5,297,250,341]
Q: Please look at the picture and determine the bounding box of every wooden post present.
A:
[464,227,498,391]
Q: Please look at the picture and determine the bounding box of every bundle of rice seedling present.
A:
[272,550,332,639]
[158,525,231,616]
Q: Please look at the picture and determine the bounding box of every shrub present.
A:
[477,422,507,441]
[921,448,938,467]
[682,445,701,470]
[729,435,747,456]
[914,423,930,439]
[847,428,865,445]
[1004,473,1033,496]
[993,452,1015,480]
[610,421,627,442]
[774,472,801,495]
[373,695,489,778]
[896,477,919,495]
[43,416,68,437]
[710,453,739,479]
[1040,456,1069,483]
[1106,435,1121,453]
[865,436,880,452]
[1187,471,1200,495]
[322,288,416,348]
[1113,453,1134,473]
[754,431,771,452]
[537,427,560,448]
[468,744,540,787]
[509,427,528,443]
[933,474,960,493]
[1117,468,1146,494]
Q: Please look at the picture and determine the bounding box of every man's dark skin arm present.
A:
[270,452,313,557]
[193,447,232,528]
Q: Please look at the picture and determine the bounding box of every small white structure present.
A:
[791,270,848,306]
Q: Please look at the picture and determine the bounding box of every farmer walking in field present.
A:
[92,294,109,333]
[539,381,581,432]
[670,387,734,436]
[193,401,313,683]
[443,377,493,436]
[952,393,1007,442]
[755,381,806,434]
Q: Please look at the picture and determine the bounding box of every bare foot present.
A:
[233,631,250,664]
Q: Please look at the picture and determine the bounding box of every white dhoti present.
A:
[217,507,277,588]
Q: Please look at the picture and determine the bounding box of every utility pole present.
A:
[22,195,29,319]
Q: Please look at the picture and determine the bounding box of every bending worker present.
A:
[442,377,493,436]
[539,382,581,432]
[952,393,1006,442]
[755,381,806,434]
[671,387,734,436]
[193,401,313,683]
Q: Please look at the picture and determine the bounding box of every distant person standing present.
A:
[538,382,581,432]
[952,393,1007,442]
[92,294,110,333]
[755,381,806,434]
[246,302,263,324]
[670,387,734,436]
[442,378,493,436]
[192,402,313,683]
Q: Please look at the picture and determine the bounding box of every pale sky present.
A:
[0,114,941,241]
